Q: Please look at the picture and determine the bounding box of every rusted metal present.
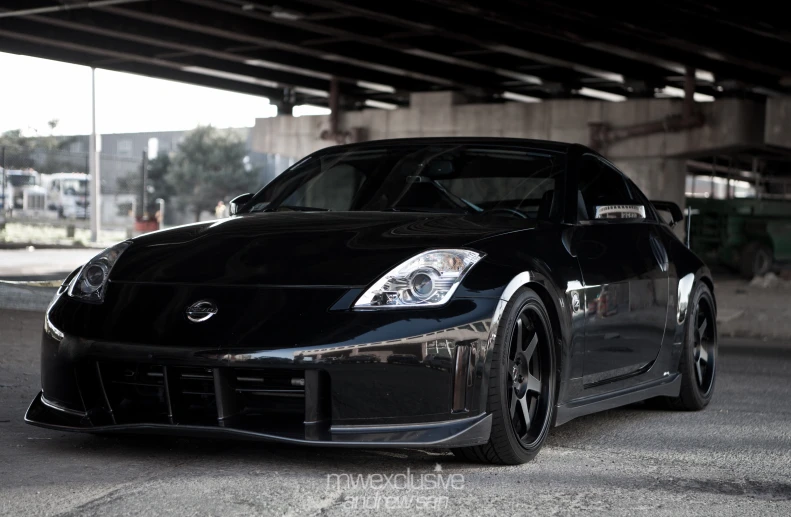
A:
[590,66,705,152]
[683,66,696,120]
[319,77,350,143]
[319,77,370,144]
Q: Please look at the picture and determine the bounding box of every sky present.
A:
[0,51,280,136]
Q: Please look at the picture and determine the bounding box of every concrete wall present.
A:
[765,97,791,148]
[251,94,767,209]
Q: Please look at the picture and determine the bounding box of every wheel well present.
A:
[699,275,716,311]
[526,282,563,372]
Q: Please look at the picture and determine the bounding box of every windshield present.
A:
[61,179,88,196]
[8,175,37,187]
[244,144,565,218]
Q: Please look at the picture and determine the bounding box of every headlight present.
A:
[67,241,131,304]
[354,249,484,309]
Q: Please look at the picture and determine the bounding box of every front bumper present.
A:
[26,392,492,447]
[27,296,498,447]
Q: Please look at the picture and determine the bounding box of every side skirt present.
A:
[554,373,681,426]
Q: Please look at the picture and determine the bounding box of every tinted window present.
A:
[9,175,37,187]
[577,156,636,221]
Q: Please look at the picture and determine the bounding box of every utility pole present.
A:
[1,147,6,215]
[156,198,165,229]
[141,150,148,219]
[89,67,101,242]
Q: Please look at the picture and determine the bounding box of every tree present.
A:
[1,129,38,169]
[167,126,257,221]
[0,121,78,174]
[118,153,175,217]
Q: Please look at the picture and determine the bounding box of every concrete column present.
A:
[764,97,791,147]
[612,158,687,208]
[614,157,687,238]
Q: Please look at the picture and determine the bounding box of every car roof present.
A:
[317,137,590,155]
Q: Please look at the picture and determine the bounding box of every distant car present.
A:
[319,355,343,364]
[386,354,422,365]
[422,354,453,372]
[341,354,380,364]
[27,138,717,464]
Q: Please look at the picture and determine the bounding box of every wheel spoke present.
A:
[515,316,524,351]
[519,395,531,433]
[509,391,518,417]
[698,318,708,337]
[524,332,538,360]
[526,373,542,395]
[695,357,704,385]
[699,345,709,365]
[505,307,551,445]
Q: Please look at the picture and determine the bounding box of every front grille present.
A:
[25,193,46,210]
[234,368,305,416]
[171,367,217,425]
[100,362,169,424]
[96,362,320,438]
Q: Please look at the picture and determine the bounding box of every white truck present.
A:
[41,172,90,219]
[1,168,48,218]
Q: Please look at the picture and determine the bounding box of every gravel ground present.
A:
[716,278,791,340]
[1,309,790,516]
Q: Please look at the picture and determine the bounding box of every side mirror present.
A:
[229,193,253,216]
[651,200,684,227]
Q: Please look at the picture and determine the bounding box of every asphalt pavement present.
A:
[1,309,789,516]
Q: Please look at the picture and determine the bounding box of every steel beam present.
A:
[96,2,489,90]
[14,7,431,93]
[0,0,145,18]
[0,34,287,102]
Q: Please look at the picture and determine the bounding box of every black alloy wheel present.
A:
[506,309,552,448]
[691,296,716,396]
[662,282,717,410]
[453,288,556,464]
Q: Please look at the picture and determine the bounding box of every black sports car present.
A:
[26,138,717,464]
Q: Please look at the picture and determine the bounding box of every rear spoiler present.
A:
[651,200,697,247]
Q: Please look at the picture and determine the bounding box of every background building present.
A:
[18,128,294,227]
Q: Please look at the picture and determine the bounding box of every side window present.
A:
[577,156,638,222]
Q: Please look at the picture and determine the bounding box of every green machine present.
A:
[687,197,791,278]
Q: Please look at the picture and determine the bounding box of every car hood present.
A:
[111,211,530,286]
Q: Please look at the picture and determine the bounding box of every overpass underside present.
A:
[3,1,791,206]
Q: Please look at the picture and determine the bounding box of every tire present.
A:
[662,282,717,410]
[452,288,557,464]
[740,241,772,279]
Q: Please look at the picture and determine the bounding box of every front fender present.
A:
[459,228,584,409]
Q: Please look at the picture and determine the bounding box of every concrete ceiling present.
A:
[2,0,791,110]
